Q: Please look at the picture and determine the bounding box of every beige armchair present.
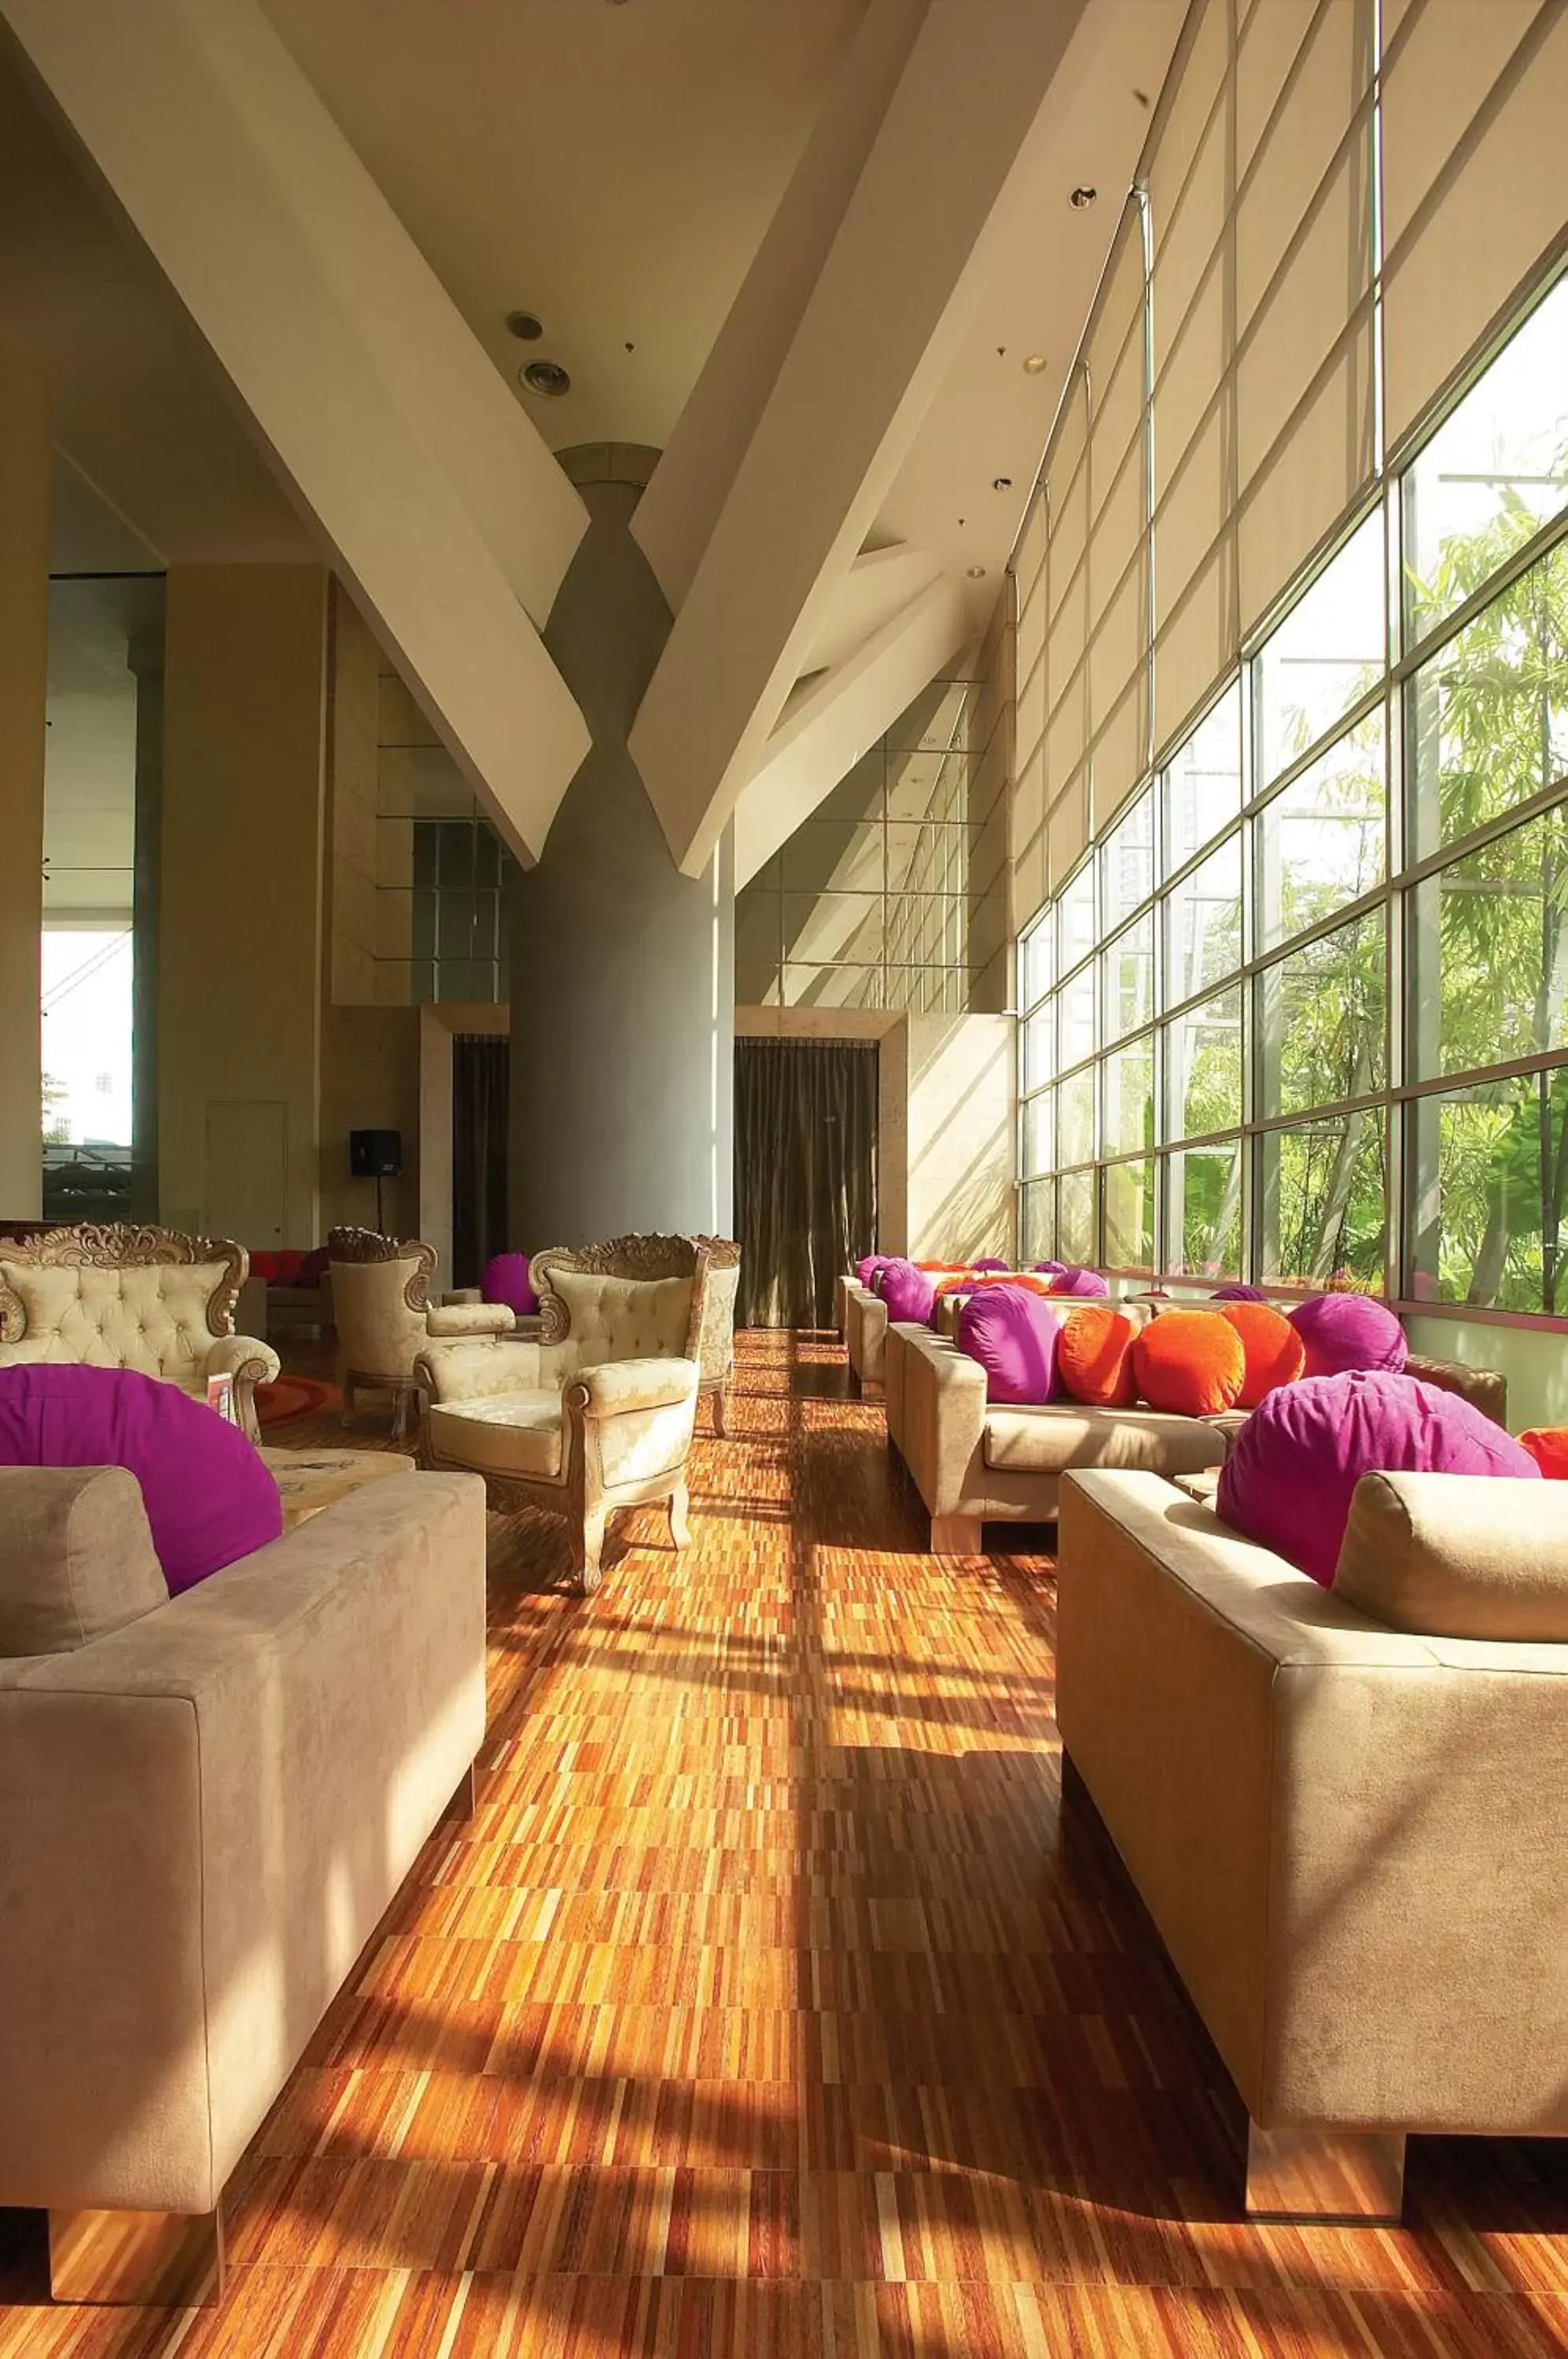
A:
[532,1231,740,1433]
[416,1261,702,1592]
[0,1224,279,1442]
[328,1227,512,1441]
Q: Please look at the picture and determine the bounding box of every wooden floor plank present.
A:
[2,1328,1565,2354]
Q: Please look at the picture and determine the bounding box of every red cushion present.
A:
[1220,1301,1305,1409]
[271,1249,304,1286]
[1056,1306,1139,1407]
[248,1250,278,1283]
[1132,1310,1246,1416]
[1520,1428,1568,1478]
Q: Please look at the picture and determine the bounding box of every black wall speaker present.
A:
[349,1128,403,1180]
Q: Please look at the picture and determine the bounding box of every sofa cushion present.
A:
[482,1252,538,1319]
[1216,1368,1539,1586]
[0,1463,168,1654]
[881,1260,937,1327]
[428,1389,565,1480]
[1219,1301,1305,1408]
[956,1287,1061,1404]
[1132,1310,1246,1416]
[983,1404,1231,1478]
[1335,1470,1568,1640]
[1520,1426,1568,1478]
[1049,1268,1111,1298]
[1056,1305,1139,1407]
[0,1363,282,1595]
[1209,1282,1267,1301]
[1288,1290,1407,1378]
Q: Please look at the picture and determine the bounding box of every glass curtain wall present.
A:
[42,574,165,1220]
[1014,0,1568,1320]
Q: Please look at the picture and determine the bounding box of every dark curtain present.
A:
[735,1040,878,1327]
[452,1036,509,1286]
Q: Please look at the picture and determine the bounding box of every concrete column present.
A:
[159,565,328,1248]
[508,454,734,1248]
[0,333,49,1221]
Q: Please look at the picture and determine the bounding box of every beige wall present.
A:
[318,1002,419,1239]
[159,565,328,1247]
[0,334,49,1220]
[736,1005,1016,1261]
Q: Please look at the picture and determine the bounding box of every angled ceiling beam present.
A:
[2,0,591,863]
[629,0,1091,879]
[631,0,929,616]
[734,574,966,889]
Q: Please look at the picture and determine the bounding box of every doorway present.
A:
[734,1039,878,1327]
[451,1034,509,1286]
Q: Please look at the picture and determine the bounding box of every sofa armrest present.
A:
[426,1301,515,1339]
[414,1335,542,1401]
[0,1470,487,2215]
[900,1330,986,1517]
[565,1356,700,1419]
[1405,1350,1507,1426]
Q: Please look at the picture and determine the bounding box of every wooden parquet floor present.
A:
[3,1328,1567,2357]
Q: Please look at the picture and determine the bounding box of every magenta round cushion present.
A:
[1216,1368,1539,1586]
[957,1286,1062,1404]
[0,1364,283,1596]
[1050,1267,1110,1298]
[879,1260,937,1326]
[970,1257,1010,1274]
[856,1253,892,1287]
[1033,1261,1066,1275]
[1211,1283,1266,1302]
[1289,1291,1407,1378]
[482,1251,537,1319]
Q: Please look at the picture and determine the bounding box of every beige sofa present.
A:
[1056,1466,1568,2221]
[0,1460,488,2305]
[896,1317,1237,1551]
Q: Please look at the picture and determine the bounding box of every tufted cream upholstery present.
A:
[549,1272,692,1366]
[427,1390,565,1480]
[0,1228,279,1442]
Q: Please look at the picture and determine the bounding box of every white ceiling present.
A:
[257,0,870,455]
[0,0,1184,697]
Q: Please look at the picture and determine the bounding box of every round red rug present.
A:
[255,1375,342,1429]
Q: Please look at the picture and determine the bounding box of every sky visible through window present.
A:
[42,929,132,1146]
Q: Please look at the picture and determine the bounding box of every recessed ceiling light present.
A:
[1022,353,1048,375]
[1070,186,1099,208]
[521,359,571,397]
[506,310,543,341]
[966,565,987,580]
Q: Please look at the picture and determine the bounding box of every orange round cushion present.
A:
[934,1269,1055,1297]
[1132,1309,1246,1415]
[1520,1428,1568,1478]
[1220,1301,1305,1409]
[1057,1305,1139,1407]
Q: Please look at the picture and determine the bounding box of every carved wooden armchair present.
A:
[533,1234,741,1433]
[327,1227,513,1441]
[414,1249,709,1593]
[0,1224,280,1442]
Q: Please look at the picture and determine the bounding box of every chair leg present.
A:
[669,1481,692,1549]
[391,1386,411,1445]
[711,1386,728,1438]
[50,2203,225,2307]
[340,1375,356,1427]
[574,1507,608,1595]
